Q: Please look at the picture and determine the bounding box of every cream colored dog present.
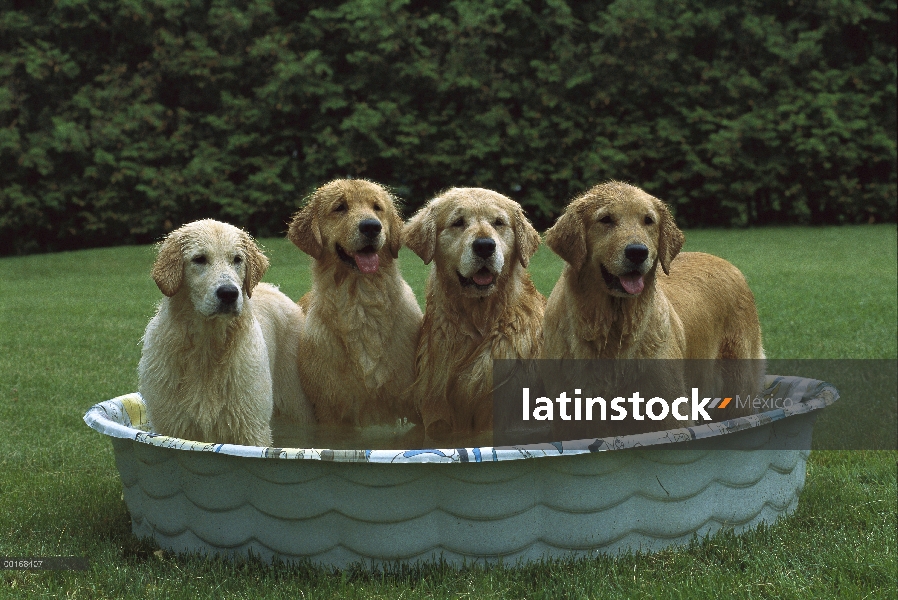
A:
[139,219,313,446]
[542,181,764,431]
[288,179,422,427]
[403,188,545,438]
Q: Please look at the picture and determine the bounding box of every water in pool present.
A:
[270,416,493,450]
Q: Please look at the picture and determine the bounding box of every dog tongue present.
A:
[354,252,380,273]
[619,273,644,295]
[472,270,494,286]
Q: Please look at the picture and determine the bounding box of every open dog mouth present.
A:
[457,267,496,290]
[600,264,645,295]
[336,244,380,274]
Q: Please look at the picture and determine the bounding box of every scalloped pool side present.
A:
[113,435,810,567]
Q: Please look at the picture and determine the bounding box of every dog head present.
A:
[152,219,270,316]
[287,179,404,274]
[404,188,540,299]
[544,181,683,297]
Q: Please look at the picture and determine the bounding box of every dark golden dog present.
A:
[403,188,546,438]
[288,179,422,427]
[541,181,764,431]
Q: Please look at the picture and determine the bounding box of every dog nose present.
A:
[216,285,240,304]
[472,238,496,258]
[624,243,649,265]
[358,219,382,238]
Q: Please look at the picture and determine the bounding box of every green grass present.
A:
[0,224,895,599]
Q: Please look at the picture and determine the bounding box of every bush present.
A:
[1,0,895,255]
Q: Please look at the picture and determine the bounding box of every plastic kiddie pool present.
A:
[84,375,837,568]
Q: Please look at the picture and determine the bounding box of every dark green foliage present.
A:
[1,0,895,254]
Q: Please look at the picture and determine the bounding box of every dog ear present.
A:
[656,200,684,275]
[403,202,437,264]
[287,203,323,260]
[544,208,587,271]
[240,232,270,298]
[388,200,404,259]
[151,230,184,297]
[513,207,541,268]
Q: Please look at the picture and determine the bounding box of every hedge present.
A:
[1,0,895,255]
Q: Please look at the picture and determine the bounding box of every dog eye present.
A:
[598,215,613,225]
[333,202,347,213]
[494,218,506,227]
[192,255,207,265]
[373,203,383,212]
[644,215,655,225]
[233,256,242,265]
[452,218,465,228]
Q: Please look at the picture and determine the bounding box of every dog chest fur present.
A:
[299,260,421,426]
[139,294,274,446]
[414,270,544,430]
[544,266,684,360]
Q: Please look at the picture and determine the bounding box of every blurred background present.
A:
[1,0,895,255]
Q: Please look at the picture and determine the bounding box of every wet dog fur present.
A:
[541,181,764,432]
[139,219,313,446]
[288,179,422,427]
[403,188,545,438]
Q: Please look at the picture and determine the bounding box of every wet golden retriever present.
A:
[288,179,422,426]
[403,188,545,438]
[541,181,764,430]
[139,219,313,447]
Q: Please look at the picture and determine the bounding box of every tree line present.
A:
[1,0,895,255]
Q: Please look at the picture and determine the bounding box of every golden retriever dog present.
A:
[403,188,546,438]
[541,181,764,433]
[139,219,314,447]
[288,179,423,427]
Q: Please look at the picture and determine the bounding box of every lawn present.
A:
[0,224,895,599]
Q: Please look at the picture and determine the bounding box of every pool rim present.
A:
[83,375,837,464]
